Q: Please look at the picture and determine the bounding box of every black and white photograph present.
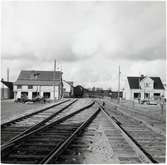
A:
[1,0,166,164]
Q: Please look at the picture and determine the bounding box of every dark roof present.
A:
[14,70,62,86]
[1,80,13,89]
[127,76,164,89]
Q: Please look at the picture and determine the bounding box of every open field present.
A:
[104,98,166,135]
[1,99,52,123]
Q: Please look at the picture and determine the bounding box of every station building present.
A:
[14,70,63,100]
[123,75,165,101]
[1,79,14,99]
[63,80,74,98]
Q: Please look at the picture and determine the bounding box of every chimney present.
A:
[141,74,144,78]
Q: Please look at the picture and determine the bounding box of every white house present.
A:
[14,70,63,100]
[123,75,165,101]
[63,80,74,98]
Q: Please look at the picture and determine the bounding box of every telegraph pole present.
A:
[117,65,121,104]
[53,60,56,102]
[7,68,9,81]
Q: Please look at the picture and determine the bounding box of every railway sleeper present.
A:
[1,131,23,135]
[8,154,45,160]
[118,156,141,163]
[23,140,60,145]
[16,146,52,152]
[2,160,36,164]
[44,129,77,133]
[1,126,29,131]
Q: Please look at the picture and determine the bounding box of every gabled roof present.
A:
[127,76,164,89]
[1,80,13,89]
[63,80,74,87]
[14,70,62,86]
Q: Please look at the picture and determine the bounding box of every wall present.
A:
[140,77,154,90]
[14,85,59,100]
[123,77,165,100]
[1,88,10,99]
[130,89,164,100]
[123,79,131,100]
[63,82,71,92]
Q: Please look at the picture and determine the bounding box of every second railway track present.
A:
[97,100,166,163]
[1,100,97,164]
[1,99,77,144]
[1,98,165,164]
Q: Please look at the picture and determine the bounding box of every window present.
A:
[145,83,149,87]
[21,92,28,99]
[43,92,50,98]
[28,85,33,89]
[134,93,141,99]
[154,93,160,100]
[17,85,22,89]
[144,93,150,99]
[154,93,160,96]
[32,92,39,98]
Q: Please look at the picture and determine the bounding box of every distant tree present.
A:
[92,87,96,91]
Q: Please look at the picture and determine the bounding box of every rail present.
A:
[1,101,95,160]
[40,107,100,164]
[96,101,158,163]
[1,99,70,128]
[3,99,78,144]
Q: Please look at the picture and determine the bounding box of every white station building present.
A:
[123,75,165,101]
[14,70,63,100]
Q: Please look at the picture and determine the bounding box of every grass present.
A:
[1,99,50,123]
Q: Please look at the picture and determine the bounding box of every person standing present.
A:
[160,95,165,122]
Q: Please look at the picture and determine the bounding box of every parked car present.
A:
[140,99,149,104]
[140,99,157,105]
[147,100,157,105]
[15,95,46,103]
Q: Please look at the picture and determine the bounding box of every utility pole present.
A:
[60,64,63,99]
[7,68,9,81]
[53,60,56,102]
[117,65,121,104]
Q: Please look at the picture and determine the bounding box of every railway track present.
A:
[98,100,165,163]
[52,106,142,164]
[1,99,77,144]
[115,103,166,136]
[1,99,165,164]
[51,101,158,164]
[111,100,165,126]
[1,101,97,164]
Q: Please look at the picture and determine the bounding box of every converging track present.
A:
[109,100,166,135]
[1,101,97,164]
[53,104,142,164]
[52,101,161,164]
[97,100,165,163]
[1,99,165,164]
[1,99,77,144]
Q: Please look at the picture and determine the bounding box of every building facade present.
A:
[14,70,63,100]
[1,80,14,99]
[62,80,74,98]
[123,75,165,101]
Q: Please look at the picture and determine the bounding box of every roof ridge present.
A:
[21,70,62,72]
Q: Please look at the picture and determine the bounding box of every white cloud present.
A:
[1,1,166,89]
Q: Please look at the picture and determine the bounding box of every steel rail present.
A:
[109,102,165,137]
[1,101,95,158]
[110,101,161,123]
[1,99,70,128]
[96,101,158,164]
[3,99,78,144]
[40,107,100,164]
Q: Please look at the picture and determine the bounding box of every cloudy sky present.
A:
[1,1,166,90]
